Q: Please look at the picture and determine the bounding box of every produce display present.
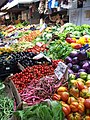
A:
[25,44,48,54]
[0,82,14,120]
[14,101,64,120]
[10,60,60,93]
[45,40,73,60]
[65,50,90,74]
[19,30,41,42]
[52,72,90,119]
[1,22,90,120]
[10,41,34,52]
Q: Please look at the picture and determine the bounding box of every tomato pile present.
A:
[52,75,90,120]
[25,44,48,53]
[10,60,61,93]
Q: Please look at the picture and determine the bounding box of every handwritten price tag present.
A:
[54,62,68,80]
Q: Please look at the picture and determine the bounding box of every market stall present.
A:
[0,21,90,120]
[0,0,90,120]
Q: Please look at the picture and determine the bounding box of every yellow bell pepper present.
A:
[76,37,85,45]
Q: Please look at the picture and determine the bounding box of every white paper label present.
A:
[33,53,51,62]
[36,42,43,47]
[54,62,68,80]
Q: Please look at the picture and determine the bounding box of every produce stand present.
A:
[0,21,90,120]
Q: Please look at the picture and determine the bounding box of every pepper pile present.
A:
[52,72,90,120]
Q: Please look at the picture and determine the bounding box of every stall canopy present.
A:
[0,12,7,16]
[0,0,8,9]
[1,0,40,10]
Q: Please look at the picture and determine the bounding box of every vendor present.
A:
[49,12,64,26]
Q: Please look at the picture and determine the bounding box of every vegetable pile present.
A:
[19,30,41,42]
[25,44,48,54]
[10,60,60,93]
[21,75,60,105]
[45,41,73,60]
[14,100,64,120]
[0,82,14,120]
[52,72,90,120]
[65,50,90,74]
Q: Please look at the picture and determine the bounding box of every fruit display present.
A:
[0,47,13,54]
[10,41,34,52]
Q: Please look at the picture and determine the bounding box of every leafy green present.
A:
[14,101,64,120]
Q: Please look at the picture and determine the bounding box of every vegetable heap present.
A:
[65,50,90,74]
[52,72,90,120]
[0,82,14,120]
[10,60,60,93]
[45,40,73,60]
[14,101,64,120]
[21,75,62,106]
[19,30,41,42]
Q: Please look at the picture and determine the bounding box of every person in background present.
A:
[49,12,64,26]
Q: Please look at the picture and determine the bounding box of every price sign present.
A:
[54,62,68,80]
[33,53,51,62]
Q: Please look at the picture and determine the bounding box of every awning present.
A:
[1,0,40,10]
[18,0,40,4]
[0,12,7,16]
[1,0,18,10]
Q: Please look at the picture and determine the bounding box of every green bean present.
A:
[0,92,14,120]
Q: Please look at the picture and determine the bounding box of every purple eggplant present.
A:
[77,51,88,61]
[68,69,74,74]
[82,62,89,71]
[69,51,78,58]
[67,63,73,68]
[76,72,80,78]
[72,65,80,73]
[72,57,78,64]
[65,56,72,64]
